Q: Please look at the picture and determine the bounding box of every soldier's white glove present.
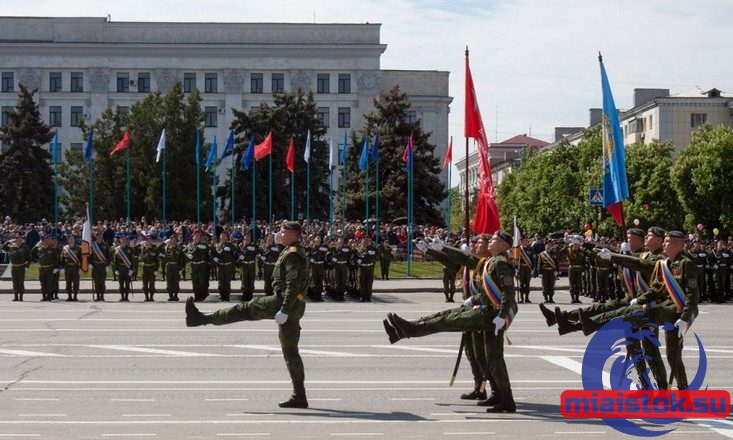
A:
[238,255,245,261]
[128,270,133,276]
[596,248,612,261]
[674,319,687,337]
[629,298,639,306]
[332,257,338,263]
[492,316,505,335]
[223,246,230,252]
[53,268,59,274]
[430,238,444,252]
[463,297,473,308]
[274,311,288,325]
[213,257,219,263]
[115,270,119,276]
[414,240,428,253]
[186,253,193,260]
[274,231,283,245]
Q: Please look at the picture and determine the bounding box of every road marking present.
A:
[205,398,250,401]
[14,398,59,401]
[443,432,496,435]
[17,414,66,417]
[100,435,157,438]
[120,414,171,417]
[216,434,271,437]
[693,419,733,438]
[0,435,42,438]
[0,348,63,357]
[111,399,155,402]
[390,397,435,401]
[88,345,217,357]
[330,434,383,437]
[232,344,371,357]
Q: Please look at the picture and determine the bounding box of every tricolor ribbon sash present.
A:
[540,251,556,269]
[660,258,686,314]
[481,261,516,329]
[91,241,107,264]
[63,245,81,266]
[115,246,132,269]
[622,267,636,297]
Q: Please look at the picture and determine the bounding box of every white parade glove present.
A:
[674,319,687,337]
[414,240,428,253]
[463,297,473,308]
[492,315,505,335]
[629,298,638,306]
[596,248,612,260]
[223,246,230,252]
[115,270,119,276]
[53,268,59,274]
[186,253,193,260]
[275,311,288,325]
[332,257,338,263]
[430,238,444,251]
[213,257,219,263]
[128,270,133,276]
[274,231,283,245]
[238,255,245,261]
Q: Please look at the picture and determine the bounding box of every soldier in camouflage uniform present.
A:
[378,240,393,281]
[356,236,378,302]
[515,237,533,303]
[385,232,519,412]
[212,231,238,302]
[186,229,211,302]
[90,232,109,301]
[111,235,134,302]
[187,221,311,408]
[712,240,730,303]
[31,235,61,301]
[3,237,30,301]
[139,237,160,301]
[307,236,327,302]
[238,233,259,301]
[260,235,280,296]
[161,235,185,302]
[330,237,351,301]
[60,234,82,301]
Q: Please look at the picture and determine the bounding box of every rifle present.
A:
[449,332,467,386]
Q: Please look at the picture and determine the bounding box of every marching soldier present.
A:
[3,237,30,301]
[161,235,185,302]
[139,236,160,301]
[60,234,82,301]
[515,237,533,303]
[212,231,238,301]
[689,240,708,302]
[307,236,327,302]
[31,235,61,301]
[564,236,586,304]
[186,229,211,302]
[238,233,259,301]
[186,221,311,408]
[356,236,377,302]
[260,235,280,296]
[90,231,109,301]
[111,235,134,302]
[538,245,558,303]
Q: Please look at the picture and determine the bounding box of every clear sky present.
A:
[4,0,731,167]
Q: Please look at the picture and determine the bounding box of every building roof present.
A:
[493,134,549,149]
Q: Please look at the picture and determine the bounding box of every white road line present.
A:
[330,434,383,437]
[111,399,155,402]
[693,419,733,438]
[0,419,540,425]
[390,397,435,401]
[443,432,496,435]
[100,435,157,438]
[540,355,613,389]
[14,398,59,401]
[205,398,250,402]
[0,435,42,438]
[0,348,63,357]
[88,345,218,357]
[232,344,371,357]
[17,414,66,417]
[120,414,171,417]
[216,434,271,437]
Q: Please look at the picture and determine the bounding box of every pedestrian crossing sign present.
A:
[589,189,604,206]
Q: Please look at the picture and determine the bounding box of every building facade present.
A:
[0,17,451,200]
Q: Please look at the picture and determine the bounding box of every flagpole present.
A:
[365,135,370,226]
[211,166,216,224]
[375,147,380,241]
[446,158,452,234]
[329,164,333,225]
[252,155,256,230]
[464,47,471,244]
[307,160,311,221]
[290,167,295,220]
[162,146,167,225]
[52,133,58,226]
[231,154,235,226]
[196,129,201,225]
[268,153,272,223]
[125,147,130,221]
[407,142,413,276]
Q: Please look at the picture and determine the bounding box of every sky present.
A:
[4,0,732,167]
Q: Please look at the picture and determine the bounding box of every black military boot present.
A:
[539,303,556,327]
[555,307,582,335]
[382,319,401,344]
[387,313,416,339]
[523,293,531,303]
[460,379,487,400]
[278,381,308,408]
[578,308,604,336]
[12,294,18,302]
[487,389,516,413]
[185,297,214,327]
[477,375,499,406]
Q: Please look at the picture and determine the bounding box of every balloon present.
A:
[696,223,704,231]
[584,229,593,238]
[633,218,640,226]
[469,219,475,231]
[584,223,591,231]
[713,228,719,236]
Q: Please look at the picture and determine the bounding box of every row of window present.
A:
[0,71,354,95]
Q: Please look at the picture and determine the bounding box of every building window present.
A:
[317,74,330,94]
[250,73,263,93]
[648,115,653,129]
[204,106,218,127]
[404,111,418,125]
[70,106,83,127]
[118,106,130,116]
[183,72,196,93]
[317,107,330,128]
[690,113,707,128]
[137,72,150,93]
[337,107,350,128]
[70,143,83,151]
[204,73,218,93]
[49,72,62,92]
[117,73,130,92]
[271,73,284,93]
[49,106,62,127]
[1,72,14,93]
[338,74,351,94]
[70,72,83,92]
[1,106,13,127]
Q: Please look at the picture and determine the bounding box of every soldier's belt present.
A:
[166,262,180,266]
[65,263,78,267]
[191,261,206,265]
[11,263,26,267]
[39,264,54,268]
[143,263,157,267]
[311,261,323,265]
[263,262,276,266]
[569,265,582,268]
[696,265,704,268]
[336,261,347,264]
[242,260,256,264]
[359,263,374,267]
[218,261,233,266]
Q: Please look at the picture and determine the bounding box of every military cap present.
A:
[648,226,666,238]
[666,230,685,239]
[494,230,513,247]
[627,228,645,238]
[282,221,302,232]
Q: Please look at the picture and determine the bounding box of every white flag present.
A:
[303,129,311,163]
[328,135,334,169]
[513,215,521,247]
[156,129,166,163]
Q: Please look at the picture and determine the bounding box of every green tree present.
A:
[0,85,54,223]
[230,88,329,222]
[344,86,445,224]
[671,124,733,235]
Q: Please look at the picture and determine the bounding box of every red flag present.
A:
[254,132,272,161]
[402,131,414,164]
[285,136,295,173]
[465,53,500,234]
[443,136,453,168]
[109,131,131,157]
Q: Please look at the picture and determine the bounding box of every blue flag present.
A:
[83,128,94,163]
[599,55,629,225]
[241,136,255,170]
[371,132,379,162]
[221,130,234,159]
[50,130,59,165]
[205,136,218,171]
[339,130,348,165]
[194,128,201,165]
[359,135,369,172]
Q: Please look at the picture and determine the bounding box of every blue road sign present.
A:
[589,188,604,206]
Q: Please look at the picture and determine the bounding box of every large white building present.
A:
[0,16,452,193]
